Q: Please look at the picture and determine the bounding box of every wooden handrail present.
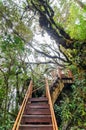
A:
[32,86,43,93]
[12,80,33,130]
[45,79,58,130]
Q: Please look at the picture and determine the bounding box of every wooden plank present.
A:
[22,115,51,117]
[24,108,51,115]
[29,97,48,102]
[19,125,53,130]
[26,103,49,109]
[21,115,52,124]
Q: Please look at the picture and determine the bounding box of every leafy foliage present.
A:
[54,70,86,130]
[53,0,86,41]
[66,3,86,40]
[0,0,86,130]
[0,34,32,129]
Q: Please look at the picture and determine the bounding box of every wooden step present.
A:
[19,124,53,130]
[29,97,48,103]
[26,103,49,109]
[24,108,51,115]
[21,115,52,124]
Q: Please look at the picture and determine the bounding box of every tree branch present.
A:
[29,43,67,62]
[26,61,65,67]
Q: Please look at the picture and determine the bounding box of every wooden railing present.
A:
[12,80,33,130]
[45,79,58,130]
[58,68,73,79]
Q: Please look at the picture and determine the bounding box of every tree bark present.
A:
[27,0,75,49]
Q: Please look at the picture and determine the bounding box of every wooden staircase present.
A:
[12,80,58,130]
[50,69,73,104]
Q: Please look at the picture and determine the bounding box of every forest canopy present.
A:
[0,0,86,130]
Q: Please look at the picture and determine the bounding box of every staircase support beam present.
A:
[51,81,64,105]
